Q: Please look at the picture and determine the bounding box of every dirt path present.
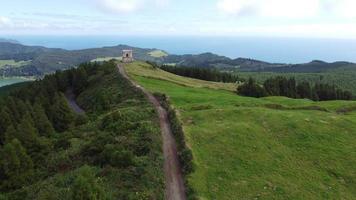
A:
[117,64,186,200]
[65,89,85,115]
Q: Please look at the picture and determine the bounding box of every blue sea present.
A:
[4,35,356,64]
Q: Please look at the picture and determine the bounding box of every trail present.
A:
[117,64,186,200]
[64,89,85,114]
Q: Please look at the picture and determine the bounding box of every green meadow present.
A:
[0,77,33,88]
[125,62,356,200]
[148,50,168,58]
[0,59,31,69]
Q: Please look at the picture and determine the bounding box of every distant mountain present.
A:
[1,41,355,77]
[163,53,356,73]
[0,38,20,44]
[259,60,356,73]
[0,42,166,76]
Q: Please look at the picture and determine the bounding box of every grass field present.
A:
[125,61,356,200]
[0,59,32,69]
[0,77,33,87]
[91,57,122,62]
[148,50,168,58]
[125,61,237,91]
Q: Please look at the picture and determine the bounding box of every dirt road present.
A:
[65,89,85,114]
[117,64,186,200]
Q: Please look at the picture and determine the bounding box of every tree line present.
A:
[160,65,240,83]
[237,76,353,101]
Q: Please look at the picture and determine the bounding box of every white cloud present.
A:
[95,0,170,13]
[217,0,356,18]
[0,16,11,25]
[327,0,356,18]
[97,0,141,13]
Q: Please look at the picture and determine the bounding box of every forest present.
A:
[0,61,164,199]
[237,76,353,101]
[160,65,240,83]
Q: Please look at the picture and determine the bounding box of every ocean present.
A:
[4,35,356,64]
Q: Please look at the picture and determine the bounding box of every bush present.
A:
[71,166,106,200]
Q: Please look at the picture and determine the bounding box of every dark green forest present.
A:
[237,76,353,101]
[0,61,164,199]
[160,65,240,83]
[238,67,356,97]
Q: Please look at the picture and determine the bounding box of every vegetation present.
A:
[237,76,352,101]
[0,60,32,69]
[0,77,33,88]
[125,61,356,200]
[125,61,237,91]
[239,68,356,98]
[148,50,168,58]
[0,42,166,77]
[160,65,240,83]
[90,57,122,62]
[0,61,164,199]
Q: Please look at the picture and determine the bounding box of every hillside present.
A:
[0,61,164,199]
[0,42,167,76]
[2,41,356,78]
[124,61,356,200]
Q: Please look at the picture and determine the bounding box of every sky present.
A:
[0,0,356,38]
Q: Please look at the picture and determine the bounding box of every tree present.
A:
[32,102,55,137]
[49,93,75,132]
[297,82,312,99]
[237,78,267,98]
[0,139,34,190]
[15,113,39,151]
[71,166,106,200]
[72,67,88,95]
[0,108,13,144]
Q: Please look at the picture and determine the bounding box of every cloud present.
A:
[97,0,141,13]
[95,0,170,14]
[216,0,356,18]
[0,16,11,25]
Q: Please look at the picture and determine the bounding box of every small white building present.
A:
[122,50,133,63]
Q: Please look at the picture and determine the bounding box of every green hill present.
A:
[0,42,167,77]
[125,61,356,200]
[0,62,164,199]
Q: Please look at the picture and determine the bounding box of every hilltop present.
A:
[124,61,356,200]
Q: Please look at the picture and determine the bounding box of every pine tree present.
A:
[72,67,88,95]
[32,102,55,137]
[16,113,39,152]
[0,108,13,144]
[50,93,75,132]
[0,139,34,190]
[4,126,17,145]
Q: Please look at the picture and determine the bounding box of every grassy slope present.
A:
[0,59,31,69]
[125,62,356,200]
[125,61,237,91]
[148,50,168,58]
[91,57,122,62]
